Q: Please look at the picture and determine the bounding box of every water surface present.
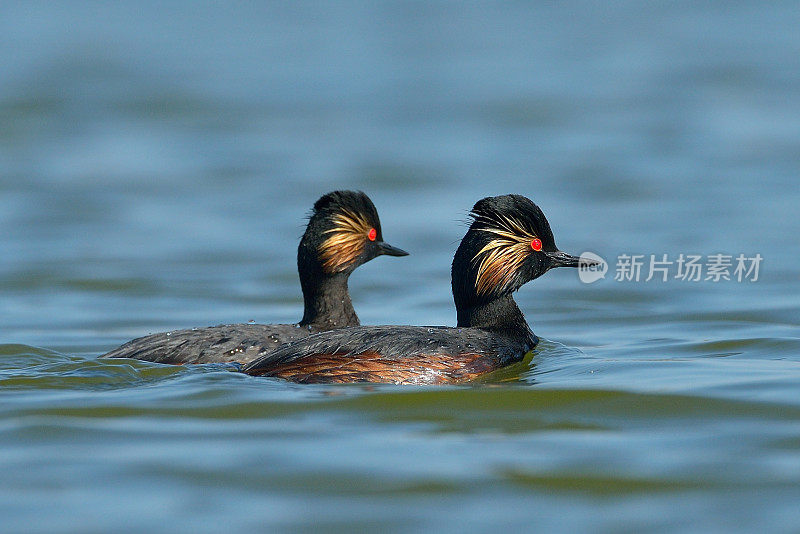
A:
[1,2,799,532]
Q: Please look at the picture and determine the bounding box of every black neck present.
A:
[456,294,535,345]
[298,272,359,329]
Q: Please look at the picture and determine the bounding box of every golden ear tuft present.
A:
[318,209,373,272]
[473,214,538,295]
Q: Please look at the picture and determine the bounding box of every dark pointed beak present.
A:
[546,251,597,268]
[377,241,409,257]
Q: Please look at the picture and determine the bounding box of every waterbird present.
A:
[103,190,408,364]
[242,194,595,384]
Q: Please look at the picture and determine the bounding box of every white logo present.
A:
[578,251,607,284]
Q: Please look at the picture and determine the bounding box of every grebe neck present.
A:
[456,294,534,345]
[299,273,359,329]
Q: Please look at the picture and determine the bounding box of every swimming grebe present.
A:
[103,190,408,364]
[242,194,594,384]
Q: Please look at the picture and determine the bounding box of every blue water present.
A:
[2,2,800,532]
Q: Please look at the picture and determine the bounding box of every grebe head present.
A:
[299,190,408,277]
[452,194,589,309]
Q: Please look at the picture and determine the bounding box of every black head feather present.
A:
[311,190,383,239]
[452,195,566,308]
[299,190,385,275]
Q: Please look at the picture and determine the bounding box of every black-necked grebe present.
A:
[242,194,595,384]
[103,190,408,364]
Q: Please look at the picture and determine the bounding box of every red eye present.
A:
[368,228,377,241]
[530,238,542,251]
